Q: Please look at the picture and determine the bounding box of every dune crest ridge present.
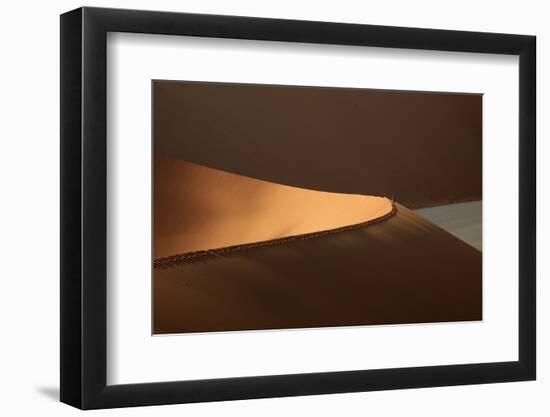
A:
[154,156,395,261]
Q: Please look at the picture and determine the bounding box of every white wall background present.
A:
[0,0,545,415]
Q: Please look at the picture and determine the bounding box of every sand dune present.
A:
[155,156,393,259]
[154,203,482,334]
[152,81,482,334]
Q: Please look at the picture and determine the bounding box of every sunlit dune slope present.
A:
[154,156,394,259]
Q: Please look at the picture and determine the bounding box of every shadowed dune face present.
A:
[154,203,482,334]
[154,156,393,259]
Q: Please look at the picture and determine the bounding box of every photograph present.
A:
[55,5,537,411]
[153,80,483,334]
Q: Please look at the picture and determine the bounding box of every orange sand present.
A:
[154,156,393,259]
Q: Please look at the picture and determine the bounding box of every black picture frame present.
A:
[60,6,536,410]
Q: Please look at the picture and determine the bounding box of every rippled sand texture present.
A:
[154,156,394,259]
[154,202,482,334]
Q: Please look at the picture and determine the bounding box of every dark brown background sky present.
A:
[154,81,482,208]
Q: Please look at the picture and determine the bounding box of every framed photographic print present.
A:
[60,6,536,409]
